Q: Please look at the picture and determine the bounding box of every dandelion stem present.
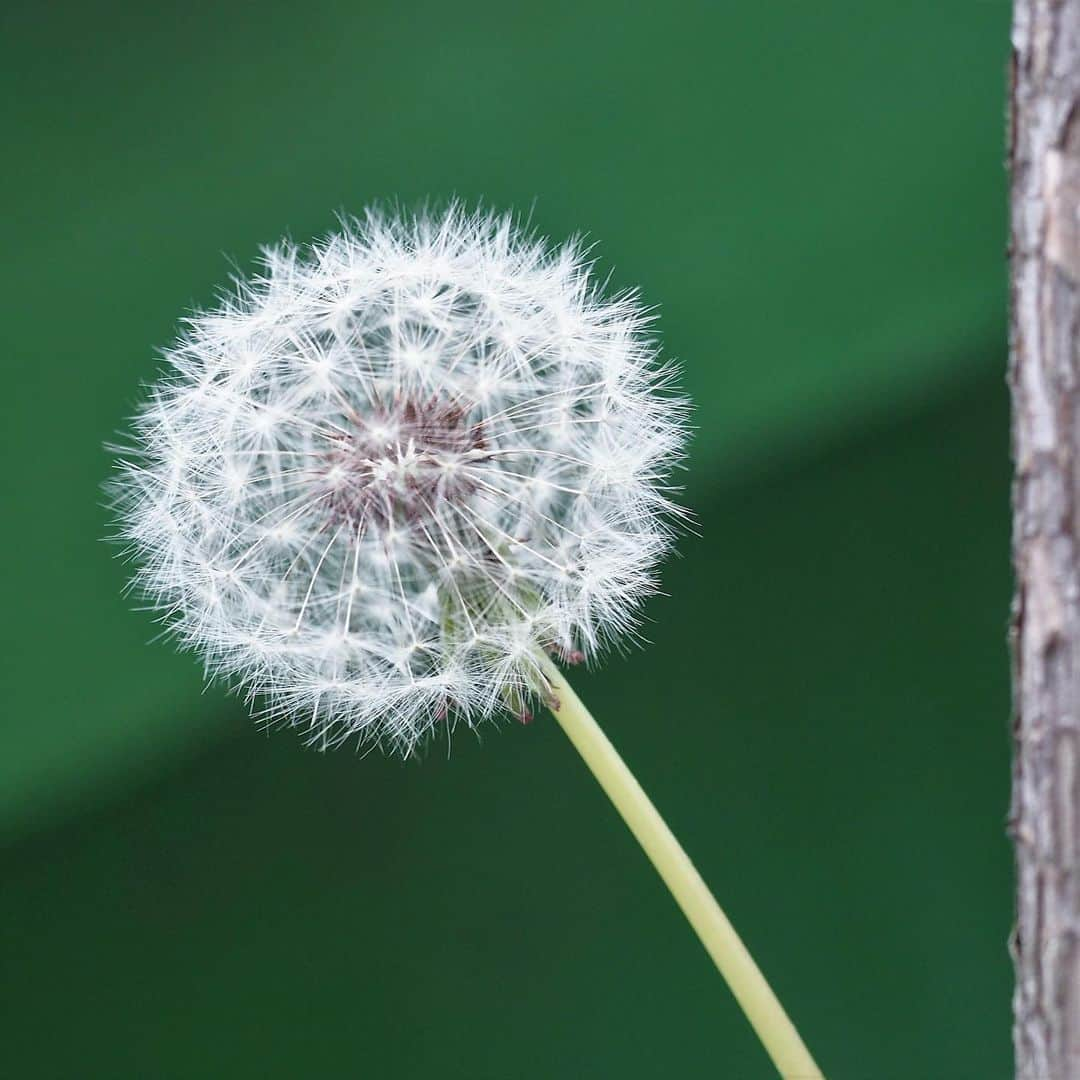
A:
[536,651,824,1080]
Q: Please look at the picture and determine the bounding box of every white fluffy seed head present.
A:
[111,206,689,754]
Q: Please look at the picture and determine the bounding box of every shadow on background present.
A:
[1,367,1011,1079]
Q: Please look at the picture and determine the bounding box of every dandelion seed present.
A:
[112,206,688,753]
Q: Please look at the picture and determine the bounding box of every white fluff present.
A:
[112,207,688,753]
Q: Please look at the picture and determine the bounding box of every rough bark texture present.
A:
[1011,1,1080,1076]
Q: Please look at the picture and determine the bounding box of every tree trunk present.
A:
[1010,1,1080,1076]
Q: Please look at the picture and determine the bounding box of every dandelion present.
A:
[111,206,823,1079]
[113,207,682,750]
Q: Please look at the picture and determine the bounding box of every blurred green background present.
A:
[1,1,1010,1076]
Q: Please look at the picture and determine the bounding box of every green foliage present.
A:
[0,1,1011,1075]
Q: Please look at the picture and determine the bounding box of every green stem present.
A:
[536,651,824,1080]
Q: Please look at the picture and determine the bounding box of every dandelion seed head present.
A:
[112,206,689,753]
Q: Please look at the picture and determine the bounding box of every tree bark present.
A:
[1010,1,1080,1077]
